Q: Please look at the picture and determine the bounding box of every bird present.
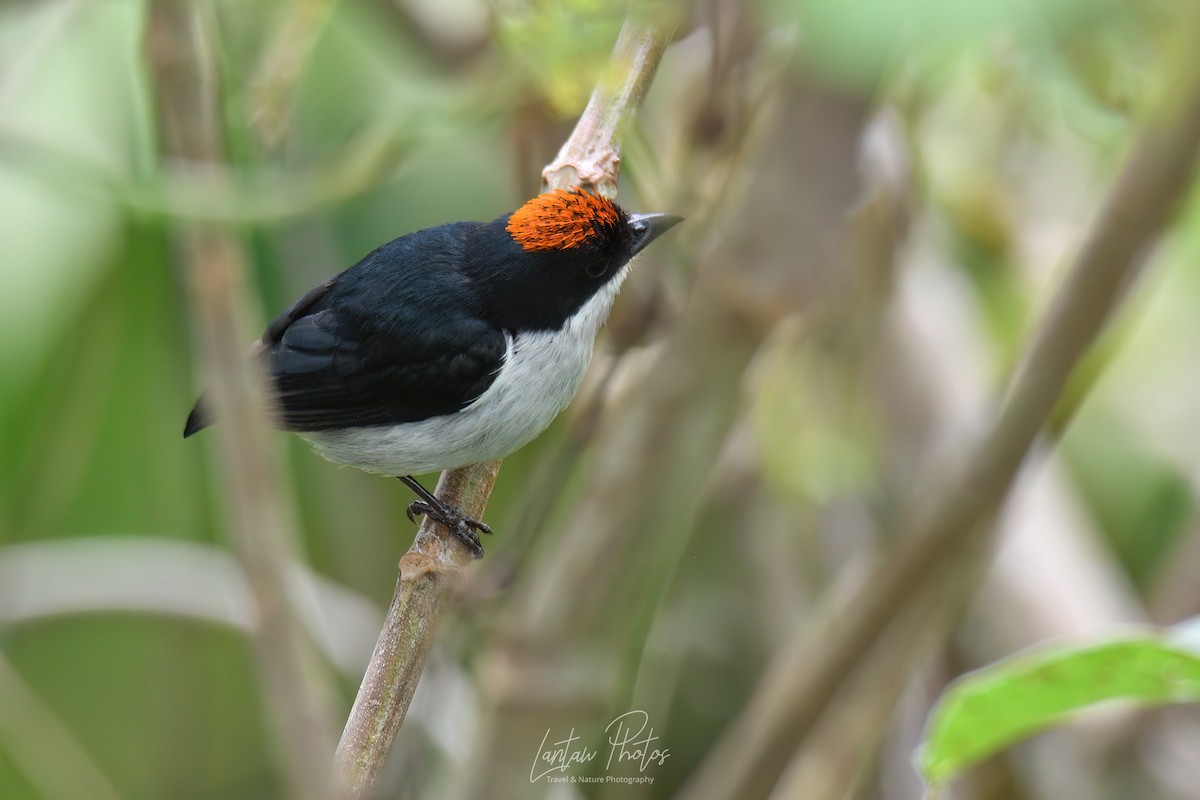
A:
[184,187,681,557]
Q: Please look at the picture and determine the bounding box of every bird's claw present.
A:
[405,500,492,559]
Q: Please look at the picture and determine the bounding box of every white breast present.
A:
[302,266,628,476]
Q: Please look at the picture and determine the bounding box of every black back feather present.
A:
[184,202,637,437]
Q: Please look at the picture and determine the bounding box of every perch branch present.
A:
[332,9,676,797]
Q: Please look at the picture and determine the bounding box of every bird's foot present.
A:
[406,499,492,559]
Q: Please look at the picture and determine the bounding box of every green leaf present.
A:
[919,637,1200,785]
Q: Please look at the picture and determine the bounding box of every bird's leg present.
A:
[397,475,492,558]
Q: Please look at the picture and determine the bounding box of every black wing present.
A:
[266,300,506,431]
[183,279,334,437]
[184,226,507,436]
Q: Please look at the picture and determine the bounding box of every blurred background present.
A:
[3,0,1200,798]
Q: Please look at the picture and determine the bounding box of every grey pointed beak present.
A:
[629,212,683,256]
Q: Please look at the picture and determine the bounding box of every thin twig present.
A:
[332,9,677,797]
[541,16,674,196]
[146,4,339,799]
[247,0,339,151]
[678,18,1200,799]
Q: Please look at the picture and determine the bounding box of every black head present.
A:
[465,188,682,331]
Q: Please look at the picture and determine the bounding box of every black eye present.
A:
[586,260,608,278]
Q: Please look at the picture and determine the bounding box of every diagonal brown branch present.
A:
[678,19,1200,800]
[332,8,677,797]
[247,0,339,152]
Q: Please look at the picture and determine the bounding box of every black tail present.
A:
[183,396,211,438]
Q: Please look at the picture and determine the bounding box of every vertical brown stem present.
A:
[147,4,338,799]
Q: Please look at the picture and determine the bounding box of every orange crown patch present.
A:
[506,188,623,252]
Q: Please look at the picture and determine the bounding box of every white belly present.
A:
[301,267,627,476]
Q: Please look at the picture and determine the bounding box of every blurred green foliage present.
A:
[2,0,1200,798]
[920,636,1200,785]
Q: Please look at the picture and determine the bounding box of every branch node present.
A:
[541,149,621,196]
[399,551,467,584]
